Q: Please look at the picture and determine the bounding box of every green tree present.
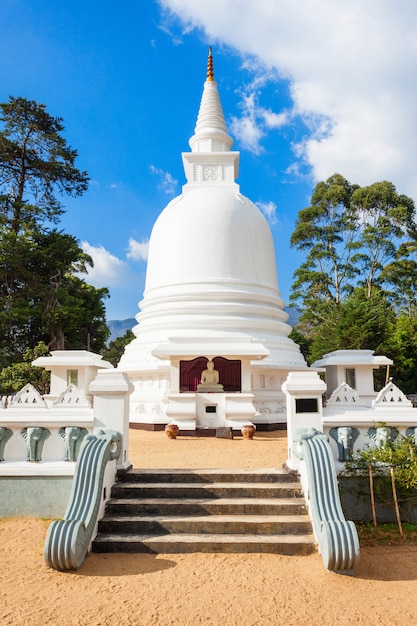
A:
[381,240,417,316]
[290,174,417,385]
[0,230,109,360]
[307,287,394,364]
[101,329,135,367]
[382,316,417,394]
[288,326,312,362]
[0,97,109,362]
[26,230,108,351]
[350,181,416,298]
[0,231,35,365]
[0,342,50,395]
[290,175,416,336]
[63,279,110,352]
[0,96,88,234]
[290,174,359,331]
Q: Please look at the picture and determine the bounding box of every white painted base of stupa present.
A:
[118,326,307,432]
[163,391,257,430]
[122,360,300,432]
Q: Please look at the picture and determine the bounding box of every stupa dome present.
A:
[119,48,306,375]
[145,186,278,291]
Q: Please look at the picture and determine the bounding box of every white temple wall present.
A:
[128,369,171,425]
[47,365,101,402]
[126,357,296,429]
[196,392,226,428]
[323,367,338,396]
[314,351,392,406]
[251,367,296,426]
[284,371,417,473]
[334,364,376,398]
[0,362,133,516]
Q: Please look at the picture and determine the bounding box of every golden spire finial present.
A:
[207,46,214,81]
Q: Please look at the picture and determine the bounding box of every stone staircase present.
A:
[92,468,317,555]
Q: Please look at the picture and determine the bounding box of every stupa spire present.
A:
[207,46,214,81]
[189,47,233,153]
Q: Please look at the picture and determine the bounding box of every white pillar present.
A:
[241,359,252,393]
[282,371,326,471]
[89,370,134,471]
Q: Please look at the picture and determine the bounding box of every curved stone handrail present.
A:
[44,429,121,571]
[298,429,360,575]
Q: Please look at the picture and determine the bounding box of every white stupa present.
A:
[118,49,307,431]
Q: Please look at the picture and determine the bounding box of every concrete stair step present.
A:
[98,514,313,535]
[92,532,317,555]
[105,496,308,516]
[121,468,298,484]
[93,468,316,557]
[111,482,302,499]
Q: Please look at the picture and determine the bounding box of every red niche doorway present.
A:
[180,356,241,392]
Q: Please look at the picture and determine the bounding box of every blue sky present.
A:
[2,0,417,320]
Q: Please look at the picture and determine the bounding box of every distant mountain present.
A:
[107,318,136,343]
[107,308,300,344]
[285,307,301,328]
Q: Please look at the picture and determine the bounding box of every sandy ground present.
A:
[2,429,417,626]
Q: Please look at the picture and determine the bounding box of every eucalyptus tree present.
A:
[381,241,417,316]
[290,174,416,337]
[289,173,417,383]
[350,181,416,298]
[290,174,360,331]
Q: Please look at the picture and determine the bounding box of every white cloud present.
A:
[127,237,149,261]
[257,200,278,224]
[150,164,178,194]
[79,242,132,288]
[159,0,417,200]
[261,109,287,129]
[230,99,264,154]
[230,79,289,154]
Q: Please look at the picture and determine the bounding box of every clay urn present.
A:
[165,423,179,439]
[241,424,256,440]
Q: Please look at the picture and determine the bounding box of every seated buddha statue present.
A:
[196,360,224,392]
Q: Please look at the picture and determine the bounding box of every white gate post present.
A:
[89,370,133,471]
[282,371,326,471]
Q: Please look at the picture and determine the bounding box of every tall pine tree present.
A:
[0,97,109,363]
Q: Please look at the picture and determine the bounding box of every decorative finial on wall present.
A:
[207,46,214,82]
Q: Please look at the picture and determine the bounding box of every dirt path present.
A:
[1,429,416,626]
